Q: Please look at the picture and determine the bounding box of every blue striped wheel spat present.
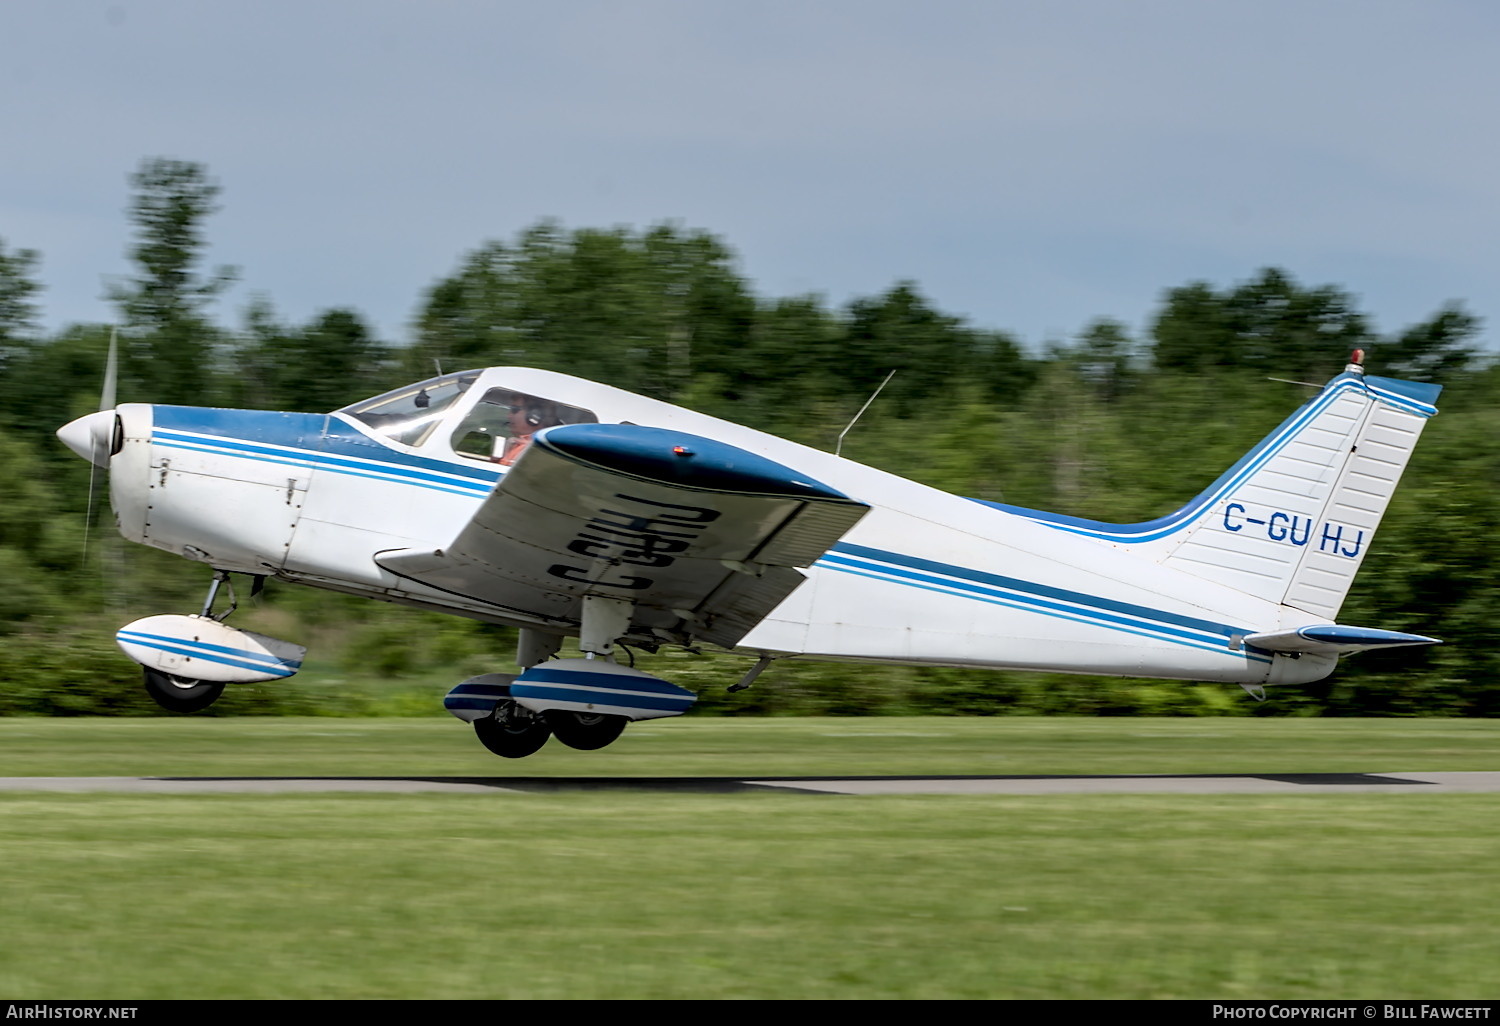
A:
[511,661,697,721]
[116,627,301,679]
[443,674,517,722]
[114,614,307,684]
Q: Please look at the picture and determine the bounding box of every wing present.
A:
[376,423,869,648]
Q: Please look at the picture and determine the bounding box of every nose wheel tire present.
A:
[474,701,552,758]
[142,668,225,713]
[542,710,628,751]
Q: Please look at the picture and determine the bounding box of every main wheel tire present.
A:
[142,668,225,713]
[473,701,552,759]
[542,710,628,751]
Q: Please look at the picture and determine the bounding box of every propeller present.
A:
[56,328,120,468]
[100,325,117,413]
[57,328,120,566]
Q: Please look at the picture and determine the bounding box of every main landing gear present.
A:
[470,703,628,757]
[463,622,637,758]
[450,613,698,760]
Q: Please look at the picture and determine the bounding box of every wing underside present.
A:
[376,424,869,649]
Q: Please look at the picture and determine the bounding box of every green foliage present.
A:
[0,236,42,357]
[338,609,510,682]
[406,221,755,403]
[112,158,234,324]
[1152,267,1371,380]
[0,618,341,717]
[839,282,971,415]
[107,157,238,406]
[1379,302,1481,383]
[231,299,389,412]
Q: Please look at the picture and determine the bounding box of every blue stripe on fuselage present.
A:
[150,407,500,497]
[819,542,1270,664]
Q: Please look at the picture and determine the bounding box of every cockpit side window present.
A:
[339,371,480,448]
[451,388,598,464]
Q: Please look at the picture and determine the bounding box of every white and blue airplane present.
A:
[56,350,1441,757]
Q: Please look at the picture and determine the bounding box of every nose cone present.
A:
[58,410,118,467]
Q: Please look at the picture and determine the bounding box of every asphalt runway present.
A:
[0,771,1497,794]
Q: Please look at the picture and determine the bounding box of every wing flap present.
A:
[377,424,868,647]
[692,565,809,649]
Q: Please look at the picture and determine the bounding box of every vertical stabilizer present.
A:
[1154,365,1439,617]
[979,360,1441,622]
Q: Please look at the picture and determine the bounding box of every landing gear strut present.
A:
[521,601,632,752]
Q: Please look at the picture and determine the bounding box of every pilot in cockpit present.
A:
[497,396,560,466]
[450,388,595,465]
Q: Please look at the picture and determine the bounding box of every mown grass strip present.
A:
[0,792,1495,999]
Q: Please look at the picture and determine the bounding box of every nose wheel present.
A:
[142,668,225,713]
[133,571,258,714]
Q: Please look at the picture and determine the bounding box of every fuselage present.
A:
[99,367,1326,686]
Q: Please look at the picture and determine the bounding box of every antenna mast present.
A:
[836,369,897,457]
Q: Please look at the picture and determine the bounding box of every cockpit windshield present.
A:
[338,371,481,448]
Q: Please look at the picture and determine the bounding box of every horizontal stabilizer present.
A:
[1244,624,1441,656]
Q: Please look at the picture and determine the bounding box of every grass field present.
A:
[0,716,1496,1000]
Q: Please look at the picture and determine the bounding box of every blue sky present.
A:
[3,0,1496,353]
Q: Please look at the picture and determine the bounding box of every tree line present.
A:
[0,156,1494,717]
